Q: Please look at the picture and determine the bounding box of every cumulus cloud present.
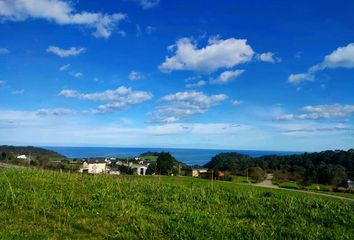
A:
[0,47,10,54]
[47,46,85,57]
[0,0,127,38]
[159,37,254,73]
[288,73,314,84]
[310,43,354,71]
[288,43,354,84]
[277,104,354,121]
[150,91,228,123]
[128,71,145,80]
[186,80,206,88]
[59,64,70,71]
[209,69,244,84]
[257,52,281,63]
[59,86,153,114]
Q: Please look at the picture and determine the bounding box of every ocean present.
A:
[44,146,302,166]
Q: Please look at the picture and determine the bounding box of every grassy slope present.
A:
[0,168,353,239]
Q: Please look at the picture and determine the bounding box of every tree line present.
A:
[204,149,354,186]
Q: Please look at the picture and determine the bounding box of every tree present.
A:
[0,152,6,161]
[146,162,157,175]
[249,167,265,183]
[327,164,347,186]
[157,152,175,175]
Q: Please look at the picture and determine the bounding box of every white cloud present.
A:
[277,123,354,136]
[277,104,354,121]
[136,24,156,37]
[135,24,142,37]
[36,108,74,117]
[159,37,254,73]
[0,80,5,86]
[186,80,206,88]
[11,89,24,95]
[257,52,281,63]
[311,43,354,71]
[47,46,85,57]
[128,71,145,81]
[150,91,228,123]
[145,25,156,34]
[209,69,244,84]
[59,86,153,114]
[73,72,83,78]
[146,123,250,136]
[131,0,160,9]
[288,43,354,84]
[0,47,10,54]
[231,100,242,106]
[59,64,70,71]
[287,73,314,84]
[0,0,127,38]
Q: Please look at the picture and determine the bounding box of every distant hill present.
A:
[0,145,65,159]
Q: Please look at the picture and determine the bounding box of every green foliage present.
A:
[0,168,353,239]
[205,149,354,186]
[146,162,157,175]
[0,152,6,161]
[156,152,175,175]
[248,167,265,183]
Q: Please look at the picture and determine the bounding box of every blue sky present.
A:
[0,0,353,151]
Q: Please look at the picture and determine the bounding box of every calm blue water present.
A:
[44,146,301,166]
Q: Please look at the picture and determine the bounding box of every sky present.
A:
[0,0,353,151]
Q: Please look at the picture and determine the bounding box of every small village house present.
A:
[191,168,208,177]
[81,158,110,174]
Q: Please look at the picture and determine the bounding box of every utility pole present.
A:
[246,168,248,183]
[28,152,31,167]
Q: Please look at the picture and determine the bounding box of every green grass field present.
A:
[0,168,353,239]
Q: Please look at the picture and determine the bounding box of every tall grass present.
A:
[0,167,353,239]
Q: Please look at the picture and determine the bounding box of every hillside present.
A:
[0,145,65,159]
[0,167,353,239]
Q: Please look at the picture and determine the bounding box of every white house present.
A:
[191,168,208,177]
[81,159,109,174]
[116,161,148,175]
[131,164,148,175]
[17,154,27,160]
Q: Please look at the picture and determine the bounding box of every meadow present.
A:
[0,167,353,239]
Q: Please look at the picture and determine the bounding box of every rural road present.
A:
[254,173,279,188]
[0,162,25,169]
[250,174,354,202]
